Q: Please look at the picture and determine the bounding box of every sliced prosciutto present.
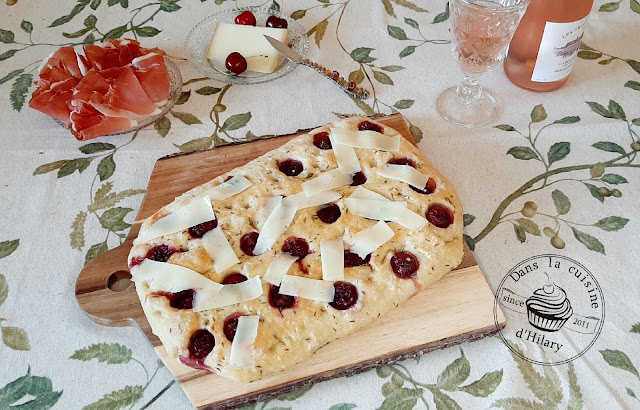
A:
[29,39,173,140]
[131,53,170,104]
[29,77,79,125]
[90,66,160,118]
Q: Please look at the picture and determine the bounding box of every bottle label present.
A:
[531,17,589,83]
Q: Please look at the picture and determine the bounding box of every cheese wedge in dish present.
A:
[205,23,288,73]
[128,116,464,382]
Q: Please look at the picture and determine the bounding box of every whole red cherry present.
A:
[266,15,288,28]
[235,10,256,26]
[226,52,247,74]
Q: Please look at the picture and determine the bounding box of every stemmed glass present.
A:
[437,0,530,127]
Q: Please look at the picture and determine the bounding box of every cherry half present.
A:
[226,52,247,74]
[313,132,332,150]
[188,328,215,360]
[426,204,454,228]
[223,312,246,342]
[240,232,259,256]
[358,120,383,133]
[266,15,288,28]
[330,281,358,310]
[154,290,195,309]
[411,178,437,195]
[235,10,256,26]
[278,159,303,176]
[344,250,371,267]
[350,171,366,186]
[282,237,310,260]
[188,219,218,238]
[129,244,178,268]
[221,272,247,284]
[269,285,297,310]
[390,252,419,278]
[317,204,341,224]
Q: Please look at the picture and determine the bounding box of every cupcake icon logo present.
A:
[526,275,573,332]
[494,255,605,365]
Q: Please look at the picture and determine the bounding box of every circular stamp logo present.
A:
[494,254,605,365]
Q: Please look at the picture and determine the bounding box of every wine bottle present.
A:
[504,0,594,92]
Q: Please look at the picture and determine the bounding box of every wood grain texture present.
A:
[75,113,505,409]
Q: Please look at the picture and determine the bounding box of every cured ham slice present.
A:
[40,47,85,80]
[29,77,79,125]
[90,66,159,117]
[131,53,170,104]
[30,39,172,140]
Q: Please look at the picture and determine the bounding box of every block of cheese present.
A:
[205,23,289,74]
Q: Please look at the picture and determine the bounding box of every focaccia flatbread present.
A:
[128,116,463,382]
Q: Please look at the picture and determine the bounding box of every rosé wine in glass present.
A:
[437,0,530,127]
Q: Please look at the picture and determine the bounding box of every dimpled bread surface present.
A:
[129,116,464,382]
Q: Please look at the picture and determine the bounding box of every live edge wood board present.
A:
[76,113,506,409]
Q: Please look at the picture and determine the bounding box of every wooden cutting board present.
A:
[76,113,505,409]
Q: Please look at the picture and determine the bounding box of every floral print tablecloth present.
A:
[1,0,639,409]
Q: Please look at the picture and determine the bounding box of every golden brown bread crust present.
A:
[129,116,463,382]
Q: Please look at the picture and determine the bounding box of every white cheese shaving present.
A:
[376,164,430,189]
[321,239,344,281]
[344,198,427,231]
[201,226,239,273]
[348,221,395,258]
[134,196,215,245]
[330,127,401,152]
[349,186,388,201]
[193,276,262,311]
[257,196,282,229]
[279,275,335,303]
[229,315,260,368]
[131,259,223,293]
[347,188,427,231]
[282,191,342,209]
[263,253,298,286]
[252,202,297,255]
[301,169,353,197]
[198,175,252,201]
[329,133,361,174]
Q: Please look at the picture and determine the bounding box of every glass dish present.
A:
[184,7,309,85]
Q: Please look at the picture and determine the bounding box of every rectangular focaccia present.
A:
[128,116,464,382]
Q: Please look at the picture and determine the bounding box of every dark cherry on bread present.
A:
[188,219,218,238]
[358,120,383,133]
[313,132,332,150]
[225,52,247,74]
[411,178,437,195]
[223,312,246,342]
[391,252,419,278]
[188,328,215,360]
[266,15,288,28]
[282,237,310,259]
[129,244,178,268]
[240,232,259,256]
[235,10,256,25]
[269,285,297,310]
[154,289,195,309]
[388,157,416,167]
[350,171,366,186]
[426,204,454,228]
[278,159,303,176]
[344,250,371,267]
[330,281,358,310]
[317,204,341,224]
[221,272,247,284]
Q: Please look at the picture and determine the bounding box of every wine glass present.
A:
[437,0,530,127]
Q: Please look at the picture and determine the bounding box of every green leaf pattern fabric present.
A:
[0,0,639,408]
